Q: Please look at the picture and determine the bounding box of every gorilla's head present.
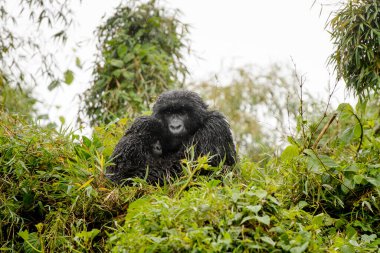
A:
[126,116,164,157]
[152,90,209,152]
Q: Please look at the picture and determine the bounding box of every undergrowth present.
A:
[1,98,380,252]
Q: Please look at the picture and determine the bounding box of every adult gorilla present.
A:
[152,90,236,166]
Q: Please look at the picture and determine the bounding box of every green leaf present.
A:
[18,230,30,241]
[297,201,308,210]
[75,57,82,69]
[304,149,322,172]
[365,176,380,187]
[361,234,377,243]
[48,80,60,91]
[281,145,299,162]
[340,244,355,253]
[123,53,135,64]
[341,177,355,194]
[245,205,262,214]
[337,103,354,120]
[82,136,92,148]
[117,45,128,58]
[319,155,339,168]
[75,229,100,242]
[122,71,135,80]
[64,70,74,85]
[353,175,364,184]
[112,69,122,78]
[337,103,354,113]
[290,242,309,253]
[254,215,270,225]
[59,116,66,125]
[206,179,221,187]
[353,123,362,139]
[252,189,267,199]
[341,126,355,144]
[261,236,276,246]
[312,213,324,227]
[110,59,124,68]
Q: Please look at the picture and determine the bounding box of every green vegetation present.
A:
[0,0,75,89]
[1,93,380,251]
[0,77,37,119]
[1,0,380,251]
[80,0,189,126]
[195,64,326,160]
[329,0,380,99]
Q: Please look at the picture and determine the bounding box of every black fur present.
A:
[106,116,180,185]
[106,90,236,186]
[190,111,236,166]
[153,90,237,167]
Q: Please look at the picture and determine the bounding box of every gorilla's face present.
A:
[129,116,165,157]
[164,112,190,137]
[151,140,162,157]
[154,105,202,152]
[152,90,210,152]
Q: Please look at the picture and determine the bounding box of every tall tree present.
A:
[329,0,380,99]
[80,0,190,126]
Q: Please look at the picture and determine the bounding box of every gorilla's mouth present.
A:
[169,131,188,138]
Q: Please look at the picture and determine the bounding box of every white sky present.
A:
[32,0,355,129]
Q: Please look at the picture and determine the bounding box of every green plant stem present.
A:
[312,113,337,150]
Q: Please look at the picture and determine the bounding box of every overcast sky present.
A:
[33,0,354,129]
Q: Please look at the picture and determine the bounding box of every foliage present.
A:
[1,90,380,251]
[108,184,297,252]
[0,74,37,119]
[80,0,189,126]
[104,92,380,251]
[0,112,123,251]
[279,97,380,248]
[194,64,326,160]
[329,0,380,99]
[0,0,76,88]
[1,0,380,249]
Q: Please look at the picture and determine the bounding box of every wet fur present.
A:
[153,90,237,167]
[106,116,180,185]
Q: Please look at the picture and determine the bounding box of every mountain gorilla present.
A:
[106,90,236,186]
[152,90,236,167]
[106,116,180,185]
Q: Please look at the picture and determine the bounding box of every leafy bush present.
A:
[0,77,37,119]
[1,96,380,251]
[0,112,123,251]
[108,183,300,252]
[81,0,189,126]
[329,0,380,98]
[278,98,380,251]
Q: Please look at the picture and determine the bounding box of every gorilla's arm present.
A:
[143,153,183,185]
[189,111,236,166]
[106,135,147,184]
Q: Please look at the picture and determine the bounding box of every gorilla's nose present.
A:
[152,141,162,157]
[169,122,184,134]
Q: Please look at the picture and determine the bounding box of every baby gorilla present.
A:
[106,116,169,185]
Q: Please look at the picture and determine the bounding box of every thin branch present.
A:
[291,57,306,142]
[312,112,337,150]
[310,77,338,141]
